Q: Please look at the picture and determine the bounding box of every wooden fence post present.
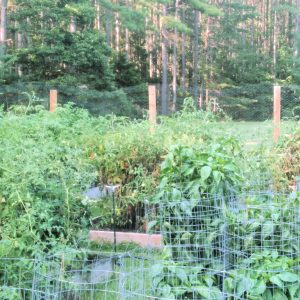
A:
[148,85,157,133]
[50,89,58,112]
[273,85,281,142]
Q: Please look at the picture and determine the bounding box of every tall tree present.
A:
[295,0,300,57]
[172,0,180,111]
[161,2,169,115]
[0,0,7,58]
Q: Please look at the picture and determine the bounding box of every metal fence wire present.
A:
[2,81,300,121]
[1,192,300,299]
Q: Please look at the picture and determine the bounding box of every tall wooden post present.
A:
[148,85,157,133]
[49,90,58,112]
[273,85,281,142]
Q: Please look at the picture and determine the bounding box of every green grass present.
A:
[210,120,298,148]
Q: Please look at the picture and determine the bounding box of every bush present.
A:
[0,106,97,257]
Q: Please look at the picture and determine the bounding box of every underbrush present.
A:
[1,100,299,299]
[0,102,232,257]
[0,100,292,259]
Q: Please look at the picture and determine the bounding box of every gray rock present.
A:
[83,187,107,200]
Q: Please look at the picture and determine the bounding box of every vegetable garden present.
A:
[1,101,300,299]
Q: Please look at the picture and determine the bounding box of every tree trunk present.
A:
[0,0,8,58]
[273,5,277,77]
[180,9,186,92]
[106,9,112,46]
[94,0,101,31]
[295,0,300,57]
[172,0,180,112]
[193,10,200,101]
[115,13,120,52]
[70,16,76,33]
[16,29,22,76]
[156,6,162,79]
[161,4,169,115]
[125,0,130,59]
[125,28,130,59]
[204,16,211,107]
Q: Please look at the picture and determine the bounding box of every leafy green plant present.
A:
[0,106,97,258]
[149,138,243,299]
[155,138,242,200]
[226,194,300,257]
[224,251,300,299]
[151,261,222,300]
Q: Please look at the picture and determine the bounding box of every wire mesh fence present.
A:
[2,81,300,121]
[1,191,300,299]
[33,251,125,300]
[0,258,36,299]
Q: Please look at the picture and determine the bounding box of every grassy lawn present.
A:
[210,120,298,148]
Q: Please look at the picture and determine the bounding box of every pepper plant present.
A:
[150,138,243,299]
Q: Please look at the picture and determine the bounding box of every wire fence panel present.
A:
[225,193,300,299]
[1,192,300,299]
[4,81,300,121]
[33,251,126,300]
[0,258,36,299]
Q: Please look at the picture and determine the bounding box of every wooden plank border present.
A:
[89,230,163,249]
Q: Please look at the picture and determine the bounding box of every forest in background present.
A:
[1,0,300,119]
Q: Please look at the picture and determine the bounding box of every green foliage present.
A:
[225,251,300,299]
[10,30,114,89]
[0,106,97,257]
[0,101,226,237]
[162,16,193,35]
[188,0,223,16]
[149,137,242,298]
[113,53,142,87]
[224,194,300,299]
[155,138,242,200]
[3,0,115,90]
[0,82,139,118]
[276,128,300,183]
[151,260,222,299]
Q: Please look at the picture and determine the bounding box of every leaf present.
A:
[0,240,13,257]
[196,285,223,300]
[262,220,274,238]
[288,283,299,298]
[204,275,214,287]
[213,171,222,185]
[251,279,266,296]
[211,287,223,300]
[183,166,195,176]
[147,220,157,232]
[176,268,188,283]
[152,275,164,288]
[273,289,288,300]
[223,164,236,171]
[277,272,299,283]
[180,200,193,216]
[159,177,168,190]
[151,264,164,278]
[270,275,284,288]
[262,289,273,300]
[207,231,218,243]
[181,232,193,241]
[201,166,212,181]
[224,277,234,292]
[161,284,172,297]
[236,277,254,297]
[195,286,213,299]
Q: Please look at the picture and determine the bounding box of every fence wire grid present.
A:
[2,82,300,121]
[1,191,300,300]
